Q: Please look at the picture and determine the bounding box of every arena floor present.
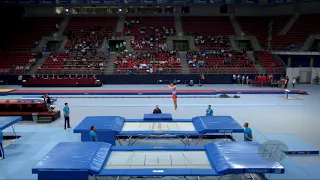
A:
[0,84,320,180]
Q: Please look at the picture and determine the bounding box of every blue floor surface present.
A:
[0,84,320,180]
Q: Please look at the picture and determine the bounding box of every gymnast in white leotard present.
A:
[168,82,177,111]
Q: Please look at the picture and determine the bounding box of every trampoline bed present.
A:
[32,142,285,180]
[73,115,244,145]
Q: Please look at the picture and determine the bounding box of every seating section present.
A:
[187,50,256,74]
[7,17,62,50]
[237,16,291,48]
[64,17,118,52]
[254,51,285,73]
[237,17,270,47]
[37,51,109,75]
[182,17,234,50]
[0,52,38,74]
[114,50,181,73]
[123,17,176,50]
[273,14,320,49]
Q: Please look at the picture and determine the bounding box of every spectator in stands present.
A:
[89,126,98,142]
[115,44,119,52]
[153,105,162,114]
[18,75,23,86]
[206,105,213,116]
[55,23,59,31]
[244,122,253,142]
[63,103,71,129]
[0,129,3,159]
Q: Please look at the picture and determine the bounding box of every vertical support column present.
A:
[288,56,291,67]
[310,56,314,67]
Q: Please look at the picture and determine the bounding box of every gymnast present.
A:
[168,82,178,111]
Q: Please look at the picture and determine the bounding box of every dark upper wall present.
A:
[0,5,24,50]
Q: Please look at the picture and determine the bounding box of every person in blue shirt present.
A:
[0,129,4,159]
[63,103,71,129]
[244,122,253,141]
[206,105,213,116]
[89,126,98,142]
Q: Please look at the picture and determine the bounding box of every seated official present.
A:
[153,105,162,114]
[187,80,194,86]
[206,105,213,116]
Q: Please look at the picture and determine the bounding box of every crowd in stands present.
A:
[114,50,181,73]
[64,27,108,53]
[185,32,231,50]
[0,52,41,74]
[186,50,251,69]
[37,51,108,75]
[123,19,176,50]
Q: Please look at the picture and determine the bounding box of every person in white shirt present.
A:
[233,74,236,84]
[292,78,296,88]
[242,76,245,85]
[55,24,59,31]
[246,76,249,85]
[237,74,241,84]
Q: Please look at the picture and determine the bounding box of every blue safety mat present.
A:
[0,116,22,130]
[32,142,112,174]
[205,142,285,174]
[73,116,125,133]
[265,134,319,155]
[143,113,173,120]
[192,116,244,133]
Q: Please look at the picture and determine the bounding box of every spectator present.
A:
[153,105,162,114]
[206,105,213,116]
[55,23,59,31]
[89,126,98,142]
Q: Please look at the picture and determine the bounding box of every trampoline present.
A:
[32,142,285,180]
[73,115,244,145]
[0,116,22,138]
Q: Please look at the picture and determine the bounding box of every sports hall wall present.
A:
[23,1,320,17]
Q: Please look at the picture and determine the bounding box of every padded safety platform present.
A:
[32,142,111,174]
[143,113,173,120]
[32,142,285,180]
[193,116,244,133]
[0,116,22,130]
[205,142,285,174]
[73,116,125,133]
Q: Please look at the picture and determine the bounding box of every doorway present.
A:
[173,40,189,51]
[299,71,312,83]
[235,40,252,51]
[47,41,62,52]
